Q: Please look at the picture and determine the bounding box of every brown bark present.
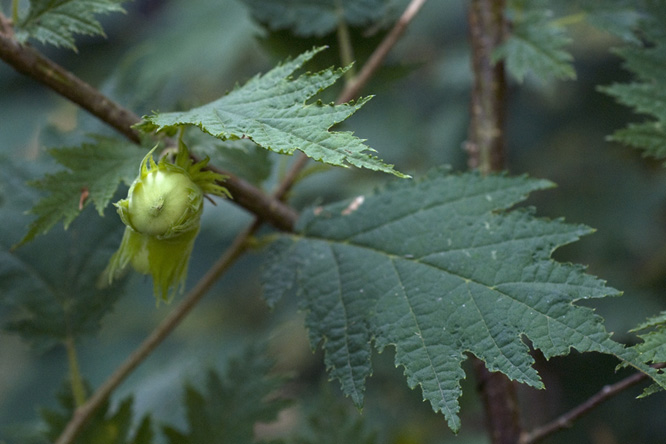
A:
[466,0,507,174]
[466,1,522,443]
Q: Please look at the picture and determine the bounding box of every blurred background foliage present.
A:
[1,0,665,443]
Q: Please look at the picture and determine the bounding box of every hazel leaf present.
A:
[18,136,147,247]
[138,47,408,178]
[262,169,666,432]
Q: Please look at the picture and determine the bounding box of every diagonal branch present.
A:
[339,0,428,103]
[0,21,297,232]
[520,362,666,444]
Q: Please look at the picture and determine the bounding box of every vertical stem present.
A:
[12,0,19,23]
[466,0,507,174]
[466,1,522,443]
[474,359,522,444]
[335,0,356,81]
[65,335,87,407]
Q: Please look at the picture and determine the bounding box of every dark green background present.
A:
[1,0,665,443]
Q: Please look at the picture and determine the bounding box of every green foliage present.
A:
[137,47,407,178]
[3,1,666,443]
[289,388,377,444]
[14,0,126,51]
[18,136,147,247]
[162,347,290,444]
[41,382,153,444]
[262,169,659,432]
[0,202,126,351]
[577,0,643,44]
[1,153,127,351]
[628,311,666,396]
[600,4,666,161]
[495,0,576,83]
[240,0,391,37]
[631,311,666,368]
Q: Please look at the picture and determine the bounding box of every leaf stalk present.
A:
[335,0,356,82]
[64,335,86,407]
[11,0,18,24]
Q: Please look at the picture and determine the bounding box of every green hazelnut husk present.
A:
[103,145,229,302]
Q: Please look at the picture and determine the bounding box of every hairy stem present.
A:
[64,335,86,407]
[466,0,520,443]
[520,363,666,444]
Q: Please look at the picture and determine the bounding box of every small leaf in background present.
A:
[494,0,576,83]
[14,0,127,51]
[599,3,666,162]
[163,347,290,444]
[262,169,664,432]
[289,386,377,444]
[627,311,666,397]
[0,157,128,351]
[240,0,391,37]
[578,0,643,44]
[138,47,408,178]
[18,136,147,246]
[41,381,153,444]
[630,311,666,371]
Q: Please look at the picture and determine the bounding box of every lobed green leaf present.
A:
[628,311,666,396]
[138,47,407,178]
[630,311,666,368]
[163,346,290,444]
[18,136,148,247]
[1,156,129,350]
[291,386,378,444]
[41,381,153,444]
[262,169,665,432]
[600,3,666,162]
[14,0,126,51]
[240,0,391,37]
[494,0,576,83]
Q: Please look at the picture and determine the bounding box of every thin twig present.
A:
[335,0,356,81]
[64,335,86,408]
[339,0,428,104]
[519,363,666,444]
[54,219,261,444]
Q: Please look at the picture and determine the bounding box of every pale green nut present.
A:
[103,146,229,302]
